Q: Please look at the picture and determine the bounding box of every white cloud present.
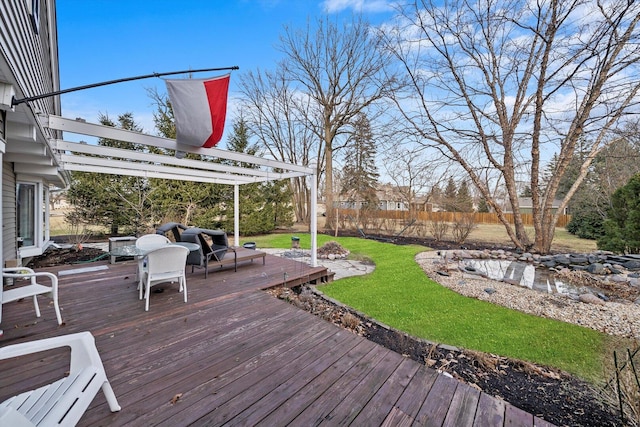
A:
[321,0,393,14]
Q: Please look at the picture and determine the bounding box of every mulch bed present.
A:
[29,246,108,268]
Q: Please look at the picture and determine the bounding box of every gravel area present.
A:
[415,251,640,339]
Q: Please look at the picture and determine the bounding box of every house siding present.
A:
[2,161,16,262]
[0,0,60,121]
[1,0,61,264]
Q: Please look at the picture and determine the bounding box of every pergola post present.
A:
[310,172,318,267]
[234,183,240,247]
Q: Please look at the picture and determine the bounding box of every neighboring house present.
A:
[1,0,68,265]
[337,183,434,212]
[337,183,410,211]
[376,183,410,211]
[506,197,568,215]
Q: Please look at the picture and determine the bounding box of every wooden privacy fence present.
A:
[336,209,572,228]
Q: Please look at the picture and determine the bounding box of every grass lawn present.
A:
[249,232,614,383]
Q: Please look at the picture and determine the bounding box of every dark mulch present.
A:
[29,246,108,268]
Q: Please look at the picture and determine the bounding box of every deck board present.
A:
[351,358,421,426]
[289,343,391,426]
[415,373,460,426]
[0,252,553,426]
[442,383,481,427]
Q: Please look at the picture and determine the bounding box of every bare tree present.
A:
[380,0,640,253]
[278,15,393,229]
[382,144,450,218]
[239,66,321,223]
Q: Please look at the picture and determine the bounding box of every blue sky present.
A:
[56,0,394,146]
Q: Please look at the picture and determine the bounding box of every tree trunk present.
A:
[324,125,335,230]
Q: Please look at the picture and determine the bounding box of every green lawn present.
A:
[247,233,610,383]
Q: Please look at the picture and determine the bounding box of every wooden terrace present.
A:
[0,249,554,426]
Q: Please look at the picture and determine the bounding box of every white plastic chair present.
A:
[135,233,171,250]
[140,245,189,311]
[0,331,121,426]
[2,267,62,325]
[135,234,170,290]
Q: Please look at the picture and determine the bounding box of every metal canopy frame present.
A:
[43,114,318,267]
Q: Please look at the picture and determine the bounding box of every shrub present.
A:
[566,195,607,240]
[451,213,477,244]
[566,209,605,239]
[429,219,449,241]
[597,174,640,253]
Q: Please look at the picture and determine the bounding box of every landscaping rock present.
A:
[624,260,640,270]
[608,266,623,275]
[609,275,629,283]
[569,255,588,264]
[587,263,605,274]
[579,293,606,305]
[554,255,572,266]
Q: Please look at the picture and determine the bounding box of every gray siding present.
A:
[2,161,16,262]
[0,0,60,126]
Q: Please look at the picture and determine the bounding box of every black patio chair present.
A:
[181,228,236,278]
[155,222,188,242]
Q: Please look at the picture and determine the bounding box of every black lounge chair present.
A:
[181,228,236,278]
[155,222,188,242]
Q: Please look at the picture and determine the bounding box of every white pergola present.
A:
[43,115,318,266]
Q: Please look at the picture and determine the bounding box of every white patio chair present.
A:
[2,267,62,325]
[135,233,171,250]
[140,245,189,311]
[135,234,170,290]
[0,331,121,426]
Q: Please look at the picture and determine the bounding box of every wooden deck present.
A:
[0,250,554,426]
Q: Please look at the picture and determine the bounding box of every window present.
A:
[16,180,50,257]
[17,182,37,247]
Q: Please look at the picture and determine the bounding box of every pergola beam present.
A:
[54,140,299,180]
[44,115,314,174]
[62,164,241,185]
[59,154,260,184]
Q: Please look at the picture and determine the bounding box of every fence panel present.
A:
[336,209,571,227]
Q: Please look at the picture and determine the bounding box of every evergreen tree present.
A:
[597,173,640,253]
[66,113,151,235]
[477,197,490,213]
[564,137,640,239]
[519,186,533,198]
[222,118,293,235]
[340,113,379,208]
[456,181,474,212]
[443,177,458,211]
[430,184,443,209]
